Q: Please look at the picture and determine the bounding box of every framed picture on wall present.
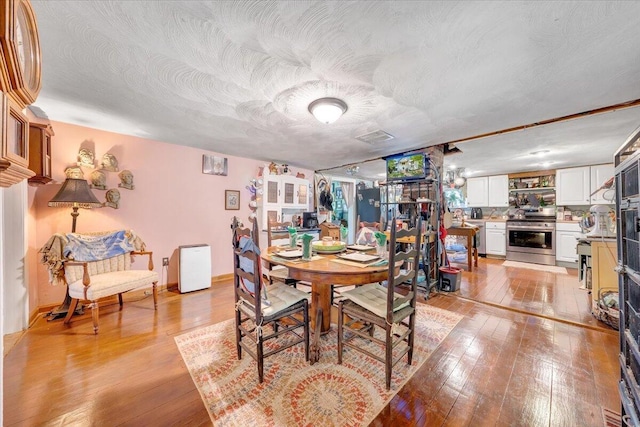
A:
[225,190,240,210]
[203,155,228,176]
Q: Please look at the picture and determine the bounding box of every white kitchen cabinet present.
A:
[261,173,311,229]
[264,174,309,208]
[485,221,506,256]
[555,222,585,263]
[467,175,508,207]
[590,163,614,204]
[556,166,590,205]
[466,177,489,207]
[488,175,509,207]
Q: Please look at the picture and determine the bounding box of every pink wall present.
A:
[30,121,313,307]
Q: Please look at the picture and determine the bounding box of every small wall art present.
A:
[203,155,228,176]
[118,169,134,190]
[225,190,240,210]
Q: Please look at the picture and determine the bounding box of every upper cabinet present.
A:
[488,175,509,207]
[466,175,508,207]
[466,176,488,207]
[556,166,591,205]
[260,173,310,228]
[590,163,615,204]
[27,121,53,185]
[556,164,614,205]
[264,174,309,208]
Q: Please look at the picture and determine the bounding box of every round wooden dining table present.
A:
[262,246,391,362]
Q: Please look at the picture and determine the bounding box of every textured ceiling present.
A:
[31,1,640,179]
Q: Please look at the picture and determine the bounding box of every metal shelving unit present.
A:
[615,123,640,426]
[379,159,441,299]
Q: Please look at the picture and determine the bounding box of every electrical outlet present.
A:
[162,257,169,266]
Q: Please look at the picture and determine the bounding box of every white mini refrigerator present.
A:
[178,244,212,293]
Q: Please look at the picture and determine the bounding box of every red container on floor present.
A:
[439,266,462,292]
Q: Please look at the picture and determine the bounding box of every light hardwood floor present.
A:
[3,258,620,426]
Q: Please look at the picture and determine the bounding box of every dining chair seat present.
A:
[339,283,411,319]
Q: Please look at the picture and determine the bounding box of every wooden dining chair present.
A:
[356,214,382,232]
[231,217,310,383]
[337,217,422,390]
[265,219,300,287]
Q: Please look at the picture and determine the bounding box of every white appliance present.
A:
[178,244,211,293]
[586,205,616,238]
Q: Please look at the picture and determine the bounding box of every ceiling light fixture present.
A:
[308,97,348,124]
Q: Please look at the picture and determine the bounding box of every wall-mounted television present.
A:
[385,153,428,181]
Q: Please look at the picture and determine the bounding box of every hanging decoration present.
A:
[246,173,263,222]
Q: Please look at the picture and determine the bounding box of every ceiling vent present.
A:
[355,130,395,144]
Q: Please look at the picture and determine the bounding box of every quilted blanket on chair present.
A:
[64,230,134,262]
[39,230,146,285]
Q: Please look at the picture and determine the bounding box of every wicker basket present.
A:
[594,288,619,330]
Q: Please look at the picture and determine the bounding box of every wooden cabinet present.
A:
[466,177,488,207]
[590,239,617,303]
[555,222,584,263]
[488,175,509,207]
[0,92,34,187]
[556,166,591,205]
[27,121,53,185]
[485,221,506,256]
[320,222,340,240]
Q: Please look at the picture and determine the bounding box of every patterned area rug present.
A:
[502,260,568,274]
[175,304,462,426]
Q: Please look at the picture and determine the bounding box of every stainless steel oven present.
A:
[506,218,556,265]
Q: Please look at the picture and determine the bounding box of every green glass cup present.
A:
[301,234,314,260]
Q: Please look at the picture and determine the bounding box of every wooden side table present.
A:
[447,225,479,271]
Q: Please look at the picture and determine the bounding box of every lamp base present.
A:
[45,292,84,321]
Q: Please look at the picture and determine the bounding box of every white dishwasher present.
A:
[178,244,212,293]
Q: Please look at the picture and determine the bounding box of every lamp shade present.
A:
[308,97,348,124]
[48,178,102,208]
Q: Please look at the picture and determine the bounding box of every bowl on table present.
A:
[312,239,347,253]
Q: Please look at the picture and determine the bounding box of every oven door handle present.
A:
[507,225,554,230]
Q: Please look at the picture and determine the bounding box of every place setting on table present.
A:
[268,232,390,268]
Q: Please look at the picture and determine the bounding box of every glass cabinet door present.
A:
[283,182,295,204]
[266,179,279,204]
[297,182,308,205]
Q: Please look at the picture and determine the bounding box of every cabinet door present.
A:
[556,230,580,262]
[282,180,295,205]
[265,178,280,204]
[485,227,506,256]
[488,175,509,207]
[590,163,614,204]
[556,167,590,205]
[466,177,489,207]
[297,181,308,206]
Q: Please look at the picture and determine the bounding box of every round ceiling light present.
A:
[308,97,348,124]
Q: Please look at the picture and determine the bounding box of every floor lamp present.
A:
[46,178,103,319]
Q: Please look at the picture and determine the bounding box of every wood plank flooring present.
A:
[3,257,620,426]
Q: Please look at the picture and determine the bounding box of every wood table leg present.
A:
[309,307,322,364]
[310,282,333,333]
[467,235,473,272]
